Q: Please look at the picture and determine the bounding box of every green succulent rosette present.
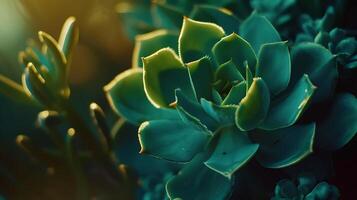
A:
[272,174,340,200]
[296,6,357,69]
[18,17,78,108]
[106,12,357,199]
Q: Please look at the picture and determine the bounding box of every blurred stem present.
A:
[60,101,126,182]
[65,130,89,200]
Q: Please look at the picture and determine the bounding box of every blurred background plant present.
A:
[0,0,356,199]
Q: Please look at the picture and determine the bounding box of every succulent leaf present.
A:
[179,17,225,63]
[260,75,316,130]
[138,120,211,162]
[190,5,241,34]
[290,43,337,102]
[316,93,357,151]
[133,30,178,67]
[0,74,35,105]
[204,126,259,179]
[143,48,195,108]
[58,16,79,61]
[222,81,246,105]
[212,33,257,74]
[200,99,236,126]
[151,2,183,30]
[235,77,270,131]
[166,153,234,200]
[187,56,214,100]
[214,59,244,85]
[239,13,281,53]
[104,68,179,124]
[256,41,290,95]
[254,123,316,168]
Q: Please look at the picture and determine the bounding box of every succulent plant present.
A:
[106,10,357,199]
[0,17,137,199]
[272,174,339,200]
[296,6,357,70]
[18,17,78,109]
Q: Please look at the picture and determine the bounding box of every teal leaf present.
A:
[314,31,331,47]
[138,120,211,162]
[290,43,337,102]
[204,126,259,179]
[38,31,66,82]
[222,81,246,105]
[254,123,316,168]
[104,68,179,125]
[305,182,340,200]
[132,30,178,67]
[256,41,290,95]
[274,179,298,198]
[0,74,35,105]
[166,153,234,200]
[190,5,241,34]
[235,78,270,131]
[151,2,183,30]
[239,13,281,53]
[143,48,195,108]
[201,99,236,126]
[179,17,225,63]
[245,62,253,92]
[22,63,51,105]
[335,37,357,56]
[316,93,357,151]
[58,17,79,61]
[260,75,316,130]
[175,89,218,131]
[212,89,223,104]
[187,56,214,100]
[212,33,257,74]
[214,60,244,85]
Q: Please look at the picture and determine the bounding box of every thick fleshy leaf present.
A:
[239,13,281,53]
[132,30,178,67]
[38,31,67,82]
[151,2,183,30]
[235,78,270,131]
[190,5,241,34]
[260,75,316,130]
[166,153,234,200]
[187,56,214,100]
[138,120,211,162]
[290,43,337,102]
[222,81,246,105]
[212,33,256,74]
[58,17,79,61]
[0,74,34,105]
[104,68,179,124]
[201,99,236,125]
[204,126,259,179]
[245,62,253,91]
[256,41,290,95]
[316,93,357,151]
[143,48,195,108]
[254,123,316,168]
[215,60,244,84]
[212,89,223,104]
[116,3,155,38]
[22,63,51,105]
[305,182,340,200]
[179,17,225,63]
[175,89,218,131]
